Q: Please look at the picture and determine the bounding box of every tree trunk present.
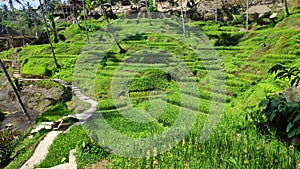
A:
[145,0,152,26]
[0,59,33,126]
[246,0,249,32]
[284,0,289,17]
[180,0,186,38]
[3,24,14,49]
[71,0,83,29]
[82,0,90,44]
[39,0,61,68]
[100,0,126,54]
[215,0,218,23]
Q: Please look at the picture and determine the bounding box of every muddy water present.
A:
[0,109,39,131]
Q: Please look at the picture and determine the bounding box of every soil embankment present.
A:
[0,75,71,131]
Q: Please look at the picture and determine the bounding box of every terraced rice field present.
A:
[14,16,300,168]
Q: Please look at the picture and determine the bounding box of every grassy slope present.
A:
[2,13,299,168]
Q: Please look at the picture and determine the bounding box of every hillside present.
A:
[0,10,299,169]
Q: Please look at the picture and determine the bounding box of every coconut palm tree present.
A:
[283,0,289,17]
[2,0,22,19]
[1,0,22,48]
[137,0,151,25]
[69,0,83,29]
[0,5,14,48]
[215,0,218,23]
[46,14,59,43]
[99,0,126,53]
[180,0,186,37]
[82,0,90,44]
[38,0,61,68]
[246,0,249,32]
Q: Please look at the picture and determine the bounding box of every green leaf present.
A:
[275,71,286,79]
[270,100,280,109]
[293,113,300,123]
[265,109,273,116]
[269,112,277,122]
[278,104,286,113]
[259,99,269,107]
[286,122,294,132]
[288,130,296,138]
[291,77,300,86]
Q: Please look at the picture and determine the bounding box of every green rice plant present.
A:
[38,125,90,168]
[34,103,75,124]
[264,54,298,60]
[97,99,127,110]
[238,73,261,81]
[99,110,165,138]
[4,129,48,169]
[76,137,109,169]
[157,103,179,126]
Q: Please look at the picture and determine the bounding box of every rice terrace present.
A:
[0,0,299,168]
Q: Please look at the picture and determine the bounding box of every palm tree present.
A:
[46,14,59,43]
[1,0,22,48]
[2,0,22,19]
[38,0,61,68]
[0,4,14,48]
[70,0,83,29]
[82,0,90,44]
[138,0,151,25]
[0,59,33,126]
[283,0,289,17]
[58,0,67,22]
[145,0,151,26]
[24,2,33,29]
[215,0,218,23]
[99,0,126,53]
[180,0,186,37]
[246,0,249,32]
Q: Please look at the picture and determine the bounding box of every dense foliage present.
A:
[1,0,300,168]
[250,93,300,140]
[268,64,300,87]
[0,128,22,168]
[37,125,90,168]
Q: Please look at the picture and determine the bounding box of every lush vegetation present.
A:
[0,1,300,168]
[4,129,48,169]
[250,93,300,140]
[0,128,22,168]
[37,125,109,168]
[34,103,76,124]
[37,125,89,168]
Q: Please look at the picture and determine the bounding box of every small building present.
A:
[52,4,73,18]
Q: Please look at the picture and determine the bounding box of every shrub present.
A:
[249,93,300,140]
[129,69,170,92]
[214,32,243,46]
[0,128,22,168]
